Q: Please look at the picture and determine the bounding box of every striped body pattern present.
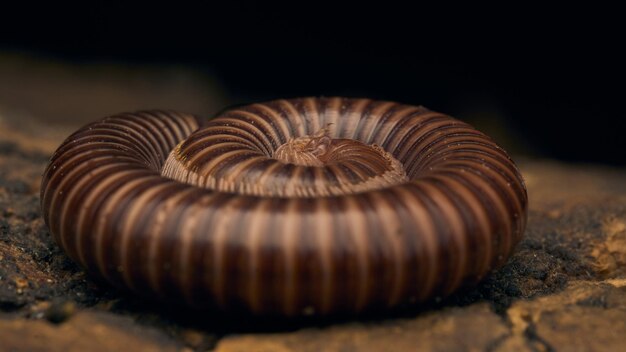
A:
[41,98,528,316]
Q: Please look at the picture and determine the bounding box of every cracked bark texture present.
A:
[1,72,625,350]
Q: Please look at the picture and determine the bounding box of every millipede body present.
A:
[40,97,528,316]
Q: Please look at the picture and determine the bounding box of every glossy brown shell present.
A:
[40,97,528,316]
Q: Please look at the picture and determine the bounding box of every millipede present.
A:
[40,97,528,316]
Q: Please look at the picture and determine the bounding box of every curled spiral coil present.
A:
[41,97,527,316]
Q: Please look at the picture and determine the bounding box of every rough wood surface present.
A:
[1,111,625,351]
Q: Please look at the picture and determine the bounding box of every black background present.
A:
[1,2,623,164]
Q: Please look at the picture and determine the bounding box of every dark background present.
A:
[1,2,623,164]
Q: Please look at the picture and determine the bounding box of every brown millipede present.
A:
[40,97,527,316]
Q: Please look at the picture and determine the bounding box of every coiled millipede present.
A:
[41,97,527,316]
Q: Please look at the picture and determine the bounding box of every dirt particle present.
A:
[44,300,77,324]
